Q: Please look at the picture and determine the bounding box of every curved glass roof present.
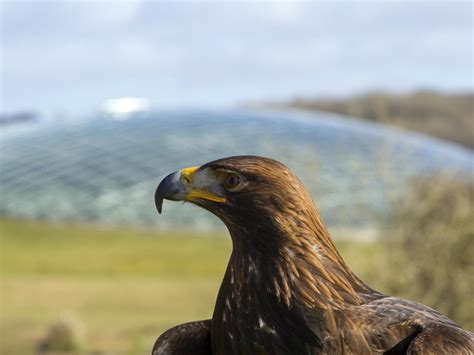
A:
[1,109,472,230]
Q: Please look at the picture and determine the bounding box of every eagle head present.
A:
[155,156,317,245]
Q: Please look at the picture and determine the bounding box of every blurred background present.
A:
[1,1,473,354]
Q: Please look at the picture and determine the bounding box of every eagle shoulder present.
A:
[152,319,212,355]
[346,296,474,354]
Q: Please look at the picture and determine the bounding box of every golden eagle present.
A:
[153,156,473,354]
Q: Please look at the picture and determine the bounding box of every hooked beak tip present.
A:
[154,187,164,214]
[155,171,184,214]
[156,200,163,214]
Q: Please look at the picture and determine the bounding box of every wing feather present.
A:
[152,320,211,355]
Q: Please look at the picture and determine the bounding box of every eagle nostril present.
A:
[182,175,191,184]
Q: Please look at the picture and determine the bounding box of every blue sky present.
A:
[1,1,472,114]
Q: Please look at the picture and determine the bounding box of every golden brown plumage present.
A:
[153,156,473,355]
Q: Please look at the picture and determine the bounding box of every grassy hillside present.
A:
[283,90,473,149]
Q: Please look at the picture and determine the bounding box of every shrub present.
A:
[38,313,85,353]
[376,175,474,330]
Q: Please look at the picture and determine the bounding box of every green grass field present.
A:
[0,217,385,354]
[1,218,231,354]
[2,215,470,354]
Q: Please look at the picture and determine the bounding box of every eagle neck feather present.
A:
[212,219,373,354]
[226,218,369,311]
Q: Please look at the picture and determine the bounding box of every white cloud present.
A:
[264,1,308,25]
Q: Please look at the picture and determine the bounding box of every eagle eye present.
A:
[223,173,242,191]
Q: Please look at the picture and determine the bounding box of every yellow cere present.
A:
[180,166,199,184]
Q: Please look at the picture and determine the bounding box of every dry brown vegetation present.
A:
[285,90,473,149]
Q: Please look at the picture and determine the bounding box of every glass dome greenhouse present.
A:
[1,109,472,230]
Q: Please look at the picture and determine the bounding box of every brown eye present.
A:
[224,173,241,191]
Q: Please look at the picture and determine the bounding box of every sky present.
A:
[1,0,473,114]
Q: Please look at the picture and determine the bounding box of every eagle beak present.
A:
[155,167,226,214]
[155,170,187,214]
